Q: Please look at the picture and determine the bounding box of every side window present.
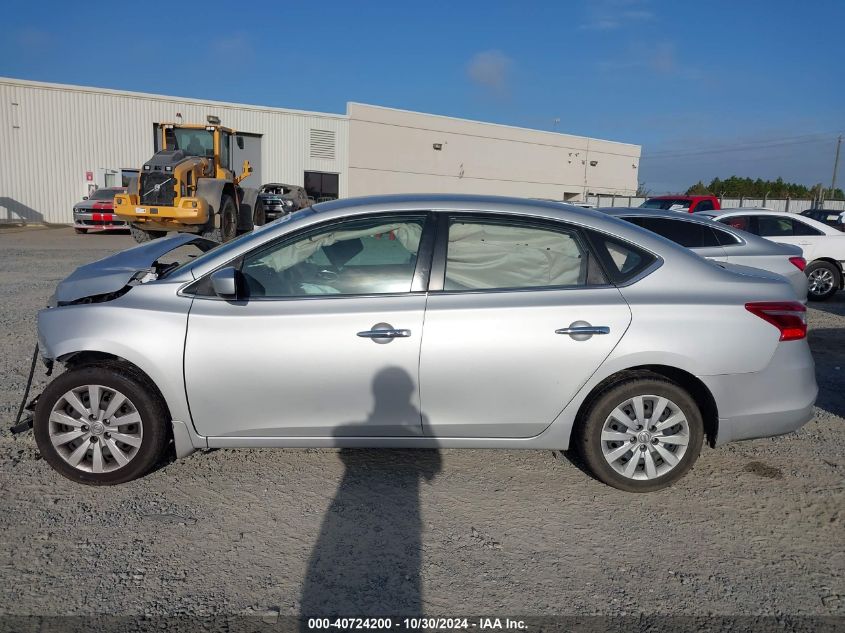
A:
[792,219,824,236]
[627,217,720,248]
[586,230,657,284]
[757,216,796,237]
[718,215,755,234]
[219,133,231,170]
[443,219,605,291]
[711,226,741,245]
[695,200,714,212]
[240,215,426,297]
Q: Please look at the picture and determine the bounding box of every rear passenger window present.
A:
[792,219,823,236]
[695,200,714,212]
[626,217,721,248]
[585,230,657,284]
[757,216,795,237]
[718,215,755,233]
[443,219,605,291]
[712,226,741,245]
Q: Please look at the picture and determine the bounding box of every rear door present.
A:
[418,214,633,439]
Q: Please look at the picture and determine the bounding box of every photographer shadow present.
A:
[300,367,442,618]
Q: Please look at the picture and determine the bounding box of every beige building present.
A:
[0,77,640,224]
[348,103,640,201]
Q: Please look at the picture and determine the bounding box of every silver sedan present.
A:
[32,195,817,492]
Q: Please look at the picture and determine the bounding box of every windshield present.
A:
[640,198,692,210]
[165,128,215,158]
[88,188,117,201]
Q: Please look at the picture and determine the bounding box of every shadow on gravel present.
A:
[807,327,845,419]
[300,367,442,619]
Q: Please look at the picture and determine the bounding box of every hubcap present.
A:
[48,385,143,474]
[808,269,834,295]
[600,394,690,481]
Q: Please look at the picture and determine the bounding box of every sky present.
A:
[2,0,844,194]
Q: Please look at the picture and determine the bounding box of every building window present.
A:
[304,171,339,202]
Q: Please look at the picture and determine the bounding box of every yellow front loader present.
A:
[115,120,264,243]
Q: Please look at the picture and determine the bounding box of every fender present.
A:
[195,178,229,220]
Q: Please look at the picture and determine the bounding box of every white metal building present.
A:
[0,77,641,224]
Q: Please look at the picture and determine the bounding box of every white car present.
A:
[698,209,845,300]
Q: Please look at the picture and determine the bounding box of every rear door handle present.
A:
[555,326,610,335]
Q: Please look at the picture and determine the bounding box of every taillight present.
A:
[789,256,806,271]
[745,301,807,341]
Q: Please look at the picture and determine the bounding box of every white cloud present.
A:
[466,50,514,94]
[579,0,654,31]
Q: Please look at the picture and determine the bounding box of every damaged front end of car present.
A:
[10,234,216,436]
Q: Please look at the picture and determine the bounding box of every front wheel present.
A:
[575,376,704,492]
[129,225,165,243]
[74,228,88,234]
[806,260,840,301]
[33,365,169,485]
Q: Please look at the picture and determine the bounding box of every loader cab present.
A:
[160,124,241,179]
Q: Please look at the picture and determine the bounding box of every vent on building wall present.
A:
[310,129,336,159]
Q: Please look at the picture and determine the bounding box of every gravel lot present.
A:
[0,226,843,619]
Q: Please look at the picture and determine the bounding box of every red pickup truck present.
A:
[640,195,721,213]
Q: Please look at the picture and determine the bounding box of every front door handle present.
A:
[357,329,411,338]
[555,326,610,335]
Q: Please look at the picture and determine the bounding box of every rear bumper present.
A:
[700,342,817,446]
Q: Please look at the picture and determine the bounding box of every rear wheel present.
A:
[202,195,238,243]
[33,365,169,485]
[575,376,704,492]
[806,260,840,301]
[129,225,165,243]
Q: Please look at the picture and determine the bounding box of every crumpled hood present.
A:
[51,234,215,305]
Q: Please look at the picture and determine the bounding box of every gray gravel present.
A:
[0,226,843,617]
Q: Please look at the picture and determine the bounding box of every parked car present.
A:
[599,208,808,301]
[257,183,315,220]
[698,209,845,301]
[72,187,128,234]
[640,195,720,213]
[801,208,845,232]
[32,195,815,492]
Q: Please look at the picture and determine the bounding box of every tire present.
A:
[201,195,238,243]
[253,198,266,228]
[129,225,166,243]
[805,260,840,301]
[74,228,87,234]
[574,375,704,492]
[33,364,169,485]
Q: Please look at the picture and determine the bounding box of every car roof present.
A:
[599,206,721,224]
[704,208,837,233]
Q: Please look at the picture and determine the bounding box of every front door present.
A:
[419,216,632,438]
[184,213,432,438]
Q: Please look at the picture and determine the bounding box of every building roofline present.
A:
[0,76,347,121]
[347,101,641,150]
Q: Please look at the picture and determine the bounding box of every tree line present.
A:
[685,176,843,199]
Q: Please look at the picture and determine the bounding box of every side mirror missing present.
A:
[236,136,244,150]
[210,267,239,299]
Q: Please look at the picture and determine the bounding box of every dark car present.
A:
[72,187,128,234]
[801,208,845,232]
[257,183,315,220]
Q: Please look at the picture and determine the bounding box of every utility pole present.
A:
[832,134,842,199]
